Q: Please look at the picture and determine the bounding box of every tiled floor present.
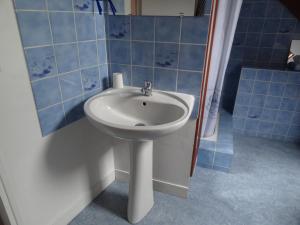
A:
[69,134,300,225]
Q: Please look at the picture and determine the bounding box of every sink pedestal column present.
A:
[128,140,154,224]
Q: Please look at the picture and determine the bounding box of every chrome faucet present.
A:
[141,81,152,96]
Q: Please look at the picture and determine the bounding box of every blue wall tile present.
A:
[280,98,297,111]
[132,66,153,87]
[74,0,94,12]
[96,15,106,39]
[238,79,254,93]
[284,84,300,97]
[155,17,180,42]
[50,12,76,44]
[25,46,57,81]
[81,67,100,92]
[177,71,202,96]
[197,150,214,168]
[181,16,209,44]
[248,107,263,119]
[75,13,96,41]
[47,0,73,11]
[78,41,98,67]
[59,71,83,100]
[110,40,131,64]
[63,96,85,124]
[132,42,154,66]
[179,45,205,71]
[261,108,278,122]
[154,69,177,92]
[31,77,61,110]
[132,16,154,41]
[264,96,281,109]
[253,81,269,95]
[268,83,285,96]
[250,95,265,108]
[38,104,65,136]
[17,12,51,47]
[55,44,79,73]
[15,0,46,10]
[108,16,130,40]
[214,152,232,169]
[98,40,107,64]
[155,43,178,68]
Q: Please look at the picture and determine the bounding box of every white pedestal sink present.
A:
[84,87,194,223]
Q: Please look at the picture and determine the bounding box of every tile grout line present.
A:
[176,16,183,92]
[152,17,156,85]
[93,8,102,91]
[44,0,67,121]
[129,16,133,85]
[72,0,85,101]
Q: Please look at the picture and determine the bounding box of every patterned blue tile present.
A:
[132,66,153,87]
[197,150,214,168]
[260,108,277,122]
[47,0,73,11]
[181,16,209,44]
[132,42,154,66]
[284,84,300,98]
[265,1,282,18]
[268,83,285,96]
[276,111,294,124]
[247,107,263,119]
[251,2,266,17]
[95,15,106,39]
[74,0,94,12]
[110,64,131,86]
[59,71,82,100]
[256,69,272,81]
[54,44,79,73]
[213,152,232,169]
[179,44,205,71]
[132,16,154,41]
[262,19,280,33]
[234,105,249,117]
[258,121,274,134]
[264,96,281,109]
[155,43,178,68]
[38,104,65,136]
[63,96,85,124]
[31,77,61,110]
[155,17,180,42]
[245,33,260,47]
[250,95,266,107]
[15,0,46,9]
[17,12,51,47]
[75,13,96,41]
[177,71,202,96]
[25,46,57,81]
[233,117,245,130]
[272,123,289,136]
[99,65,109,90]
[280,98,297,111]
[287,125,300,139]
[78,41,98,67]
[260,34,276,48]
[253,81,269,95]
[247,19,264,32]
[108,16,130,40]
[50,12,76,44]
[81,67,100,92]
[154,69,177,92]
[238,79,254,93]
[110,40,130,64]
[98,40,107,64]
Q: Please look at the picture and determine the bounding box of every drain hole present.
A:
[142,102,147,106]
[135,123,146,126]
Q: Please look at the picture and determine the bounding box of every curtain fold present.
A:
[201,0,243,137]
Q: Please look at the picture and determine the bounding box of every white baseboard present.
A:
[51,170,115,225]
[115,169,188,198]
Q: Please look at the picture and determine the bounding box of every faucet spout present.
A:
[141,81,152,96]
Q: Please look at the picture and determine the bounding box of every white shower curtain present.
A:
[201,0,243,137]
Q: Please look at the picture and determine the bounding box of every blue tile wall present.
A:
[233,68,300,143]
[15,0,108,136]
[222,0,300,112]
[106,12,211,118]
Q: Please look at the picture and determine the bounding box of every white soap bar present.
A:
[113,73,124,89]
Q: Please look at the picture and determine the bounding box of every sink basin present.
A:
[84,87,194,223]
[84,87,194,140]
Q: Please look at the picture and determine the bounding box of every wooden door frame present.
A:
[190,0,219,176]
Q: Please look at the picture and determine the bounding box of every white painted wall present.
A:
[0,1,115,225]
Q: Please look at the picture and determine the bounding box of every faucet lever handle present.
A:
[144,81,152,88]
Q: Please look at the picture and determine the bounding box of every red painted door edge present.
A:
[190,0,219,176]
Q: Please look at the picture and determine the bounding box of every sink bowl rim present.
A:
[84,87,194,132]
